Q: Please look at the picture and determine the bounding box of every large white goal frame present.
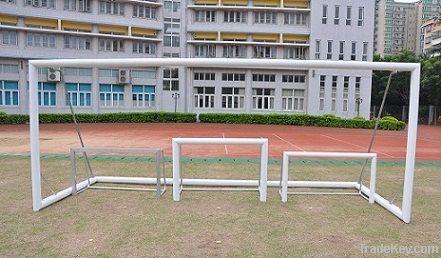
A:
[28,58,420,223]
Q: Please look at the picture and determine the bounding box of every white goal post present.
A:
[28,58,420,224]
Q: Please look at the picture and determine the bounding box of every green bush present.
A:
[199,113,406,131]
[0,112,196,125]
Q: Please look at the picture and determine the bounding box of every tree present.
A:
[421,56,441,106]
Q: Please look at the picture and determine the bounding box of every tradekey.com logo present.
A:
[361,244,439,255]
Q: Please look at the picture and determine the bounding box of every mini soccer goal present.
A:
[70,147,166,196]
[28,58,420,223]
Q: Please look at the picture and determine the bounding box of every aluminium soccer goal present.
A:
[28,58,420,224]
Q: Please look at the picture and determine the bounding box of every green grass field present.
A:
[0,155,440,257]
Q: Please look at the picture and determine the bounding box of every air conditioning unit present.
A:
[47,68,61,82]
[118,69,130,84]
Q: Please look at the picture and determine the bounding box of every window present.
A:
[339,41,345,60]
[224,11,246,23]
[331,76,337,111]
[252,74,275,82]
[163,52,180,58]
[0,64,19,74]
[284,13,307,25]
[282,89,304,111]
[351,41,357,60]
[284,47,306,59]
[133,5,157,19]
[133,41,156,54]
[64,0,91,12]
[343,77,349,112]
[223,45,247,58]
[26,33,56,48]
[252,88,274,110]
[38,82,56,106]
[282,74,305,83]
[65,83,91,107]
[222,87,244,109]
[222,73,245,81]
[25,0,55,8]
[319,75,325,111]
[322,5,328,24]
[194,44,216,58]
[63,68,92,77]
[0,30,17,45]
[194,72,215,80]
[358,7,364,26]
[99,0,124,15]
[253,46,276,58]
[163,68,179,91]
[132,85,155,108]
[164,0,180,12]
[164,18,180,47]
[195,10,216,22]
[131,69,156,79]
[315,40,320,59]
[254,11,276,24]
[362,42,368,61]
[346,6,352,25]
[355,77,361,113]
[99,84,124,107]
[334,5,340,25]
[99,69,119,78]
[0,81,19,106]
[327,40,333,60]
[194,87,215,108]
[99,38,124,52]
[64,35,91,50]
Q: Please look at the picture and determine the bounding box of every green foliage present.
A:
[373,51,441,107]
[0,112,196,125]
[199,113,406,131]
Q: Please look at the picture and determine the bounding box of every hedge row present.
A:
[0,112,196,124]
[198,113,406,130]
[0,111,406,130]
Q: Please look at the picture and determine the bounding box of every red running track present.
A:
[0,123,440,160]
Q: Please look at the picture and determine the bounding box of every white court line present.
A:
[320,134,396,158]
[272,133,305,151]
[222,132,229,155]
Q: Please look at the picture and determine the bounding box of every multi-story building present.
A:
[422,17,441,56]
[374,0,423,55]
[0,0,375,118]
[422,0,440,20]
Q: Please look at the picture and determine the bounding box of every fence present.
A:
[371,105,441,125]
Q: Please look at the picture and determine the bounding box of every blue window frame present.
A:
[38,82,56,106]
[99,84,124,107]
[0,81,19,106]
[65,83,92,106]
[132,85,155,107]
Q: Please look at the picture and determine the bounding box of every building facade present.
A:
[422,17,441,56]
[0,0,375,118]
[374,0,423,55]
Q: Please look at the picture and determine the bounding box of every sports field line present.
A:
[320,134,396,158]
[222,132,229,155]
[271,133,305,151]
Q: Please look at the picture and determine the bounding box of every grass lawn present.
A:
[0,155,440,257]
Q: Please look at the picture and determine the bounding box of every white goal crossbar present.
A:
[28,58,420,223]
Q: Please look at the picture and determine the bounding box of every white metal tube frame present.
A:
[28,58,420,224]
[71,147,166,195]
[172,138,268,202]
[280,151,377,203]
